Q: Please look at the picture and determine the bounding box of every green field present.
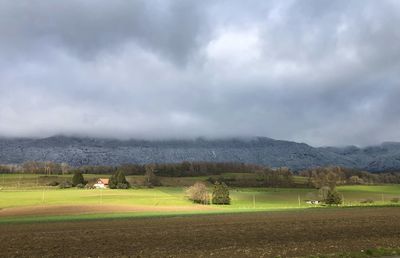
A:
[1,185,399,209]
[0,174,400,226]
[1,173,399,209]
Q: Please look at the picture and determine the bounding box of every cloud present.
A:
[0,0,400,146]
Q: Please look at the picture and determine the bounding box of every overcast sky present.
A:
[0,0,400,146]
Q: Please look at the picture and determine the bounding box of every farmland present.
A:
[1,207,400,257]
[0,173,400,222]
[1,173,400,257]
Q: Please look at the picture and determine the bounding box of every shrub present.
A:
[116,183,129,189]
[186,182,209,204]
[324,189,342,205]
[390,197,399,203]
[47,181,59,186]
[212,181,231,205]
[76,183,85,188]
[72,171,86,186]
[360,198,374,204]
[59,181,72,189]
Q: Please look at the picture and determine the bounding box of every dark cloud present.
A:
[0,0,399,146]
[0,0,209,64]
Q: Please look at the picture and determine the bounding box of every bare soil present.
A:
[1,207,400,257]
[0,204,213,217]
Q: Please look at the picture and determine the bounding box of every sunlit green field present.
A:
[0,173,399,225]
[1,184,399,210]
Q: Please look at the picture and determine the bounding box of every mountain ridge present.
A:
[1,136,400,172]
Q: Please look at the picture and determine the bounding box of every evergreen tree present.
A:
[109,173,117,189]
[212,182,231,205]
[325,189,342,205]
[109,170,130,189]
[72,170,85,186]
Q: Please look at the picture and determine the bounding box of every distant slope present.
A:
[0,136,400,171]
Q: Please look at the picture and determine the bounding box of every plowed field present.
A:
[1,207,399,257]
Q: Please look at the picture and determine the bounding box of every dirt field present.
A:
[1,207,399,257]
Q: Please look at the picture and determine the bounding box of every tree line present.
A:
[1,161,400,187]
[300,166,400,188]
[0,161,263,176]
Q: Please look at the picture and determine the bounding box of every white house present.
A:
[93,178,109,189]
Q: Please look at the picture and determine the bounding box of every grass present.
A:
[0,173,399,224]
[0,187,191,208]
[0,210,220,224]
[1,184,399,210]
[337,185,400,204]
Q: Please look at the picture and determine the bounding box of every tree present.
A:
[144,164,161,187]
[72,170,86,186]
[318,186,331,200]
[256,167,294,187]
[325,189,342,205]
[349,175,364,185]
[186,182,209,204]
[212,182,230,205]
[61,163,70,175]
[109,170,130,189]
[308,167,339,189]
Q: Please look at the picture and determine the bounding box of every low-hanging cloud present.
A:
[0,0,400,146]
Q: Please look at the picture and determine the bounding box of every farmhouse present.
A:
[93,178,109,189]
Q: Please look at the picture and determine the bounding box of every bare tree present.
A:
[144,164,161,186]
[185,182,209,204]
[61,163,70,175]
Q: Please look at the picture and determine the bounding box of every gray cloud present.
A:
[0,0,400,146]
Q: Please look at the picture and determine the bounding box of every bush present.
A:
[59,181,72,189]
[72,171,86,187]
[76,183,85,188]
[390,197,399,203]
[47,181,59,186]
[186,182,209,204]
[116,183,129,189]
[324,189,342,205]
[212,182,231,205]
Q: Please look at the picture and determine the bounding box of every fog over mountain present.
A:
[1,136,400,172]
[1,1,400,146]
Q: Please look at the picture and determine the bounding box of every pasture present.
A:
[1,184,400,210]
[0,173,400,223]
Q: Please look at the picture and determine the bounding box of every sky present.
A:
[0,0,400,147]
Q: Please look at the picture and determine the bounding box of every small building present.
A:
[93,178,109,189]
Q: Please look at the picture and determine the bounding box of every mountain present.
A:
[0,136,400,172]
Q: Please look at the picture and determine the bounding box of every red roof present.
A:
[98,178,109,185]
